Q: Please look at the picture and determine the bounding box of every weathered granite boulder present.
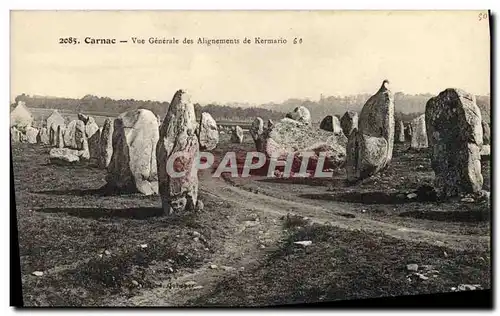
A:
[10,101,33,129]
[425,88,483,199]
[64,120,86,150]
[340,111,359,137]
[231,126,244,143]
[260,117,348,171]
[48,111,66,146]
[56,125,65,148]
[105,110,159,195]
[77,113,89,124]
[320,115,343,135]
[267,119,274,129]
[11,127,21,143]
[285,106,311,125]
[49,148,80,165]
[346,80,395,182]
[410,114,428,149]
[250,117,265,151]
[99,118,114,168]
[197,112,219,150]
[157,90,199,215]
[85,118,99,139]
[25,126,39,144]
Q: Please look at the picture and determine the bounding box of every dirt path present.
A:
[108,175,489,306]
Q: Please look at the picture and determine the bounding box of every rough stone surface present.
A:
[78,113,89,124]
[425,88,483,199]
[64,120,86,150]
[10,101,33,129]
[197,112,219,150]
[340,111,359,137]
[260,117,347,171]
[482,121,490,145]
[410,114,428,149]
[99,118,114,168]
[49,148,80,165]
[11,127,21,143]
[157,90,199,215]
[285,106,311,125]
[396,120,405,143]
[267,119,274,129]
[47,111,66,146]
[405,124,413,142]
[346,80,395,182]
[89,128,101,165]
[56,125,65,148]
[86,120,99,139]
[25,126,39,144]
[320,115,343,135]
[37,127,50,145]
[250,117,265,151]
[231,126,244,143]
[106,109,159,195]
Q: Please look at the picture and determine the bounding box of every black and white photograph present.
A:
[9,9,492,308]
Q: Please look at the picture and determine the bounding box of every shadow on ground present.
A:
[399,209,490,223]
[37,207,164,220]
[300,191,411,205]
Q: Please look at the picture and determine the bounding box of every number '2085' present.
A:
[59,37,78,44]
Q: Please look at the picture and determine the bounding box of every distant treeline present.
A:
[13,91,490,124]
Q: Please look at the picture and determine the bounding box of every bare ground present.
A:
[12,136,491,307]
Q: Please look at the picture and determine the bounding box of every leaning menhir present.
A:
[346,80,395,182]
[425,88,483,199]
[105,109,159,195]
[157,90,199,215]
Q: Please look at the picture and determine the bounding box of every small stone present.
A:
[131,280,139,286]
[260,244,266,249]
[32,271,44,277]
[192,231,201,237]
[294,240,312,247]
[416,273,429,280]
[104,250,111,255]
[361,209,366,213]
[140,244,148,248]
[444,251,448,257]
[458,284,477,291]
[406,264,419,272]
[451,287,457,291]
[193,237,199,242]
[192,285,204,290]
[209,264,218,269]
[185,281,197,286]
[407,193,418,199]
[461,197,475,203]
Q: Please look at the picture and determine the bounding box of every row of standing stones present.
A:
[10,91,220,215]
[10,81,491,214]
[246,80,490,201]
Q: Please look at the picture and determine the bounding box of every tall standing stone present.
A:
[320,115,343,135]
[482,121,490,145]
[410,114,428,149]
[396,120,405,143]
[157,90,199,215]
[340,111,359,137]
[88,128,101,166]
[64,120,86,150]
[405,123,413,142]
[77,113,89,124]
[426,88,483,199]
[25,126,39,144]
[47,110,66,146]
[11,127,21,143]
[231,126,244,144]
[99,118,114,168]
[106,109,159,195]
[37,127,50,145]
[56,125,65,148]
[197,112,219,150]
[346,80,395,182]
[250,117,265,151]
[85,118,99,139]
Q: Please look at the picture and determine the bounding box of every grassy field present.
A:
[12,135,491,307]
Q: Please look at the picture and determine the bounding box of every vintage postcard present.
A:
[10,10,491,307]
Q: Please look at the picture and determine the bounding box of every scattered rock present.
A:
[294,240,312,247]
[140,244,148,248]
[64,120,87,150]
[131,280,139,286]
[320,115,343,135]
[197,112,219,150]
[209,264,218,269]
[32,271,44,277]
[184,281,197,286]
[25,126,39,144]
[407,193,417,199]
[286,106,311,125]
[461,197,475,203]
[406,264,418,272]
[340,111,359,137]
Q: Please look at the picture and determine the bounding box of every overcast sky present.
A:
[11,11,490,105]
